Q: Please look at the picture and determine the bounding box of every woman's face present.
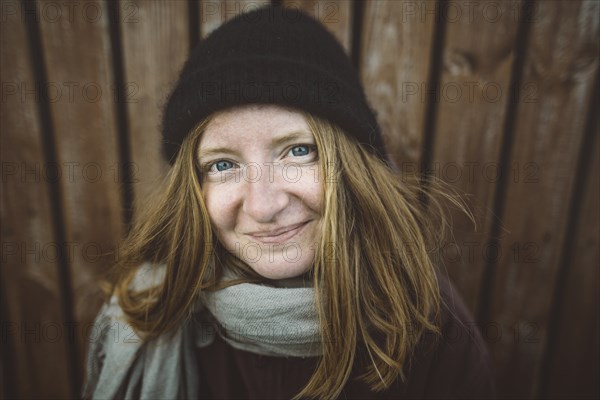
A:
[198,104,323,280]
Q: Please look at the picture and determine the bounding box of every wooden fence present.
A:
[1,0,598,398]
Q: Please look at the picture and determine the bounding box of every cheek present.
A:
[203,185,238,231]
[296,170,323,213]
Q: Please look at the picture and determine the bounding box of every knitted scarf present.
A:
[84,263,322,399]
[200,278,322,357]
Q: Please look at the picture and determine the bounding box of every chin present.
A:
[246,253,314,281]
[251,264,313,281]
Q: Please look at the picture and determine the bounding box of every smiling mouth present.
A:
[247,221,309,245]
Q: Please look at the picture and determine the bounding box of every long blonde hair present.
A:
[109,111,467,399]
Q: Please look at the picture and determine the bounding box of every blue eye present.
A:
[289,145,313,157]
[212,160,234,172]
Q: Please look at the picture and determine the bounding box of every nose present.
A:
[241,163,289,223]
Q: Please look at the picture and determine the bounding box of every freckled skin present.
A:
[199,105,323,280]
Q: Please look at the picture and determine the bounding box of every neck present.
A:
[267,272,313,288]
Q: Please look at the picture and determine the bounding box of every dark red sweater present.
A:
[196,274,497,399]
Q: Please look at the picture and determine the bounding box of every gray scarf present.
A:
[83,263,322,399]
[201,278,322,357]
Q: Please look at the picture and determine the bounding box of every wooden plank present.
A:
[360,0,436,168]
[200,0,270,39]
[546,117,599,399]
[0,352,4,398]
[36,0,125,375]
[119,0,189,217]
[0,4,73,397]
[486,1,599,397]
[283,0,352,52]
[430,0,520,311]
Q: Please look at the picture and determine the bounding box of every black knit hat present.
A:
[162,5,386,164]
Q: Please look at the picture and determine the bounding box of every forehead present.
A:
[199,105,311,146]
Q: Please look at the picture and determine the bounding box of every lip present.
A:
[246,221,309,244]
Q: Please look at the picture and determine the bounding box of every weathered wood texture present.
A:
[431,0,520,311]
[485,0,599,398]
[0,3,73,398]
[545,105,599,399]
[119,0,189,219]
[0,353,4,398]
[36,0,125,381]
[1,0,598,398]
[361,0,435,168]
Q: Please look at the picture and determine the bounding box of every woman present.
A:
[85,5,496,399]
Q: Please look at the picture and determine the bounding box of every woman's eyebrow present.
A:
[269,131,314,149]
[198,146,241,160]
[199,131,313,160]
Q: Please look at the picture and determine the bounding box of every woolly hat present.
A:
[162,5,386,164]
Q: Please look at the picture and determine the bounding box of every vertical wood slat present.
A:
[360,0,436,169]
[0,352,4,398]
[200,0,270,39]
[283,0,352,52]
[36,0,125,378]
[119,0,190,218]
[431,0,520,311]
[0,3,73,398]
[486,1,599,397]
[545,111,599,398]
